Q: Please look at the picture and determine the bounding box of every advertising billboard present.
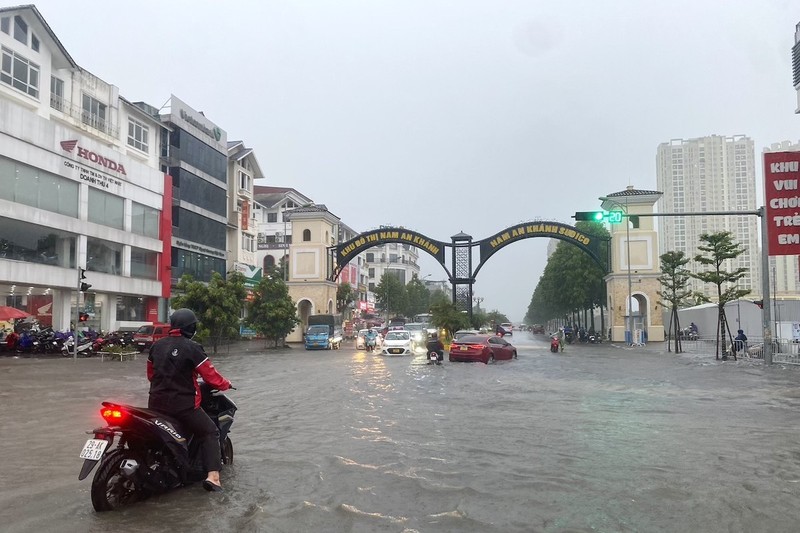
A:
[764,151,800,256]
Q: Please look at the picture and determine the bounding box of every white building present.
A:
[365,241,421,292]
[252,185,313,273]
[0,5,168,331]
[656,135,761,300]
[226,141,262,284]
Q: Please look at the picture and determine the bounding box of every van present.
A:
[133,323,170,352]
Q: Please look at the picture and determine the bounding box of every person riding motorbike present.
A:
[365,329,378,351]
[426,332,444,365]
[147,308,232,492]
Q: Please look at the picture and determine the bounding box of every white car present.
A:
[404,322,428,345]
[381,330,413,356]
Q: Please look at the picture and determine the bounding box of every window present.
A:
[82,94,108,133]
[1,47,39,97]
[127,117,149,152]
[267,212,277,223]
[366,253,374,262]
[130,247,159,279]
[88,188,124,230]
[13,15,27,44]
[239,170,250,192]
[116,296,145,321]
[264,255,275,269]
[303,229,311,241]
[31,34,38,52]
[131,202,160,238]
[368,268,375,277]
[0,155,78,217]
[50,76,64,110]
[86,237,122,275]
[242,233,255,252]
[0,17,9,35]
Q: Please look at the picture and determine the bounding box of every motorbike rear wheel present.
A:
[221,436,234,465]
[91,449,143,512]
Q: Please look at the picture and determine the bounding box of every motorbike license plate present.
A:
[79,438,108,460]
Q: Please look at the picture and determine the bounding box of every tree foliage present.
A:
[246,268,300,348]
[375,272,407,317]
[336,283,355,313]
[691,231,750,360]
[485,310,510,327]
[404,274,431,317]
[657,251,692,353]
[430,300,470,340]
[172,271,248,354]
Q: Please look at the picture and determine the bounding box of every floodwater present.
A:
[2,334,800,533]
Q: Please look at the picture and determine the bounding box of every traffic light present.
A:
[573,211,625,224]
[79,268,92,292]
[573,211,606,221]
[79,312,89,322]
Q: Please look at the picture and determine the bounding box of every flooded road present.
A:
[2,334,800,532]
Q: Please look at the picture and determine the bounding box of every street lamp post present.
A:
[473,296,484,313]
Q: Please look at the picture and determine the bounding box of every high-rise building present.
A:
[793,21,800,114]
[656,135,761,299]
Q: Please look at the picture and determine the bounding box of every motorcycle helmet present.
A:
[170,308,198,338]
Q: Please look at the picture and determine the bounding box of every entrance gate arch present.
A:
[331,222,609,321]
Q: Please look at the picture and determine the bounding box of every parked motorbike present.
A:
[62,334,94,357]
[78,381,237,512]
[588,332,601,344]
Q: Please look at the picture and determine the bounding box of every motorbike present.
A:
[78,381,237,512]
[428,350,442,365]
[62,334,94,357]
[588,332,601,344]
[550,336,560,353]
[365,337,376,353]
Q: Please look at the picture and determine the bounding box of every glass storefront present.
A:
[171,247,225,283]
[0,215,75,267]
[0,155,78,217]
[115,295,145,321]
[86,237,122,274]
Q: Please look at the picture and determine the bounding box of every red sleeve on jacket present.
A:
[195,358,230,390]
[146,359,154,381]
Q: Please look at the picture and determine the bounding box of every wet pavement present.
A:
[2,334,800,532]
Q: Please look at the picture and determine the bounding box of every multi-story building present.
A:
[793,21,800,114]
[253,185,313,273]
[157,95,228,287]
[365,240,421,291]
[226,140,262,285]
[0,5,169,331]
[656,135,761,299]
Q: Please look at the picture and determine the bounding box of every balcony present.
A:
[50,95,119,137]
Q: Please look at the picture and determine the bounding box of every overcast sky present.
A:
[31,0,800,321]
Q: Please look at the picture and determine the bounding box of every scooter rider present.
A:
[426,331,444,365]
[147,308,232,492]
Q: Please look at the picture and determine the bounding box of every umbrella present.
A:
[0,306,30,321]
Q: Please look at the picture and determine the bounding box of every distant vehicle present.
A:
[133,323,170,352]
[381,330,413,356]
[532,324,545,334]
[356,329,382,350]
[500,323,513,335]
[449,334,517,364]
[304,314,343,350]
[453,329,479,341]
[404,322,427,345]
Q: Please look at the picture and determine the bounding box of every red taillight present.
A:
[101,406,126,424]
[469,344,485,351]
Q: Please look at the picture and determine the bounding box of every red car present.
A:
[449,334,517,364]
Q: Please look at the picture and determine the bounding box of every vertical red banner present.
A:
[764,151,800,256]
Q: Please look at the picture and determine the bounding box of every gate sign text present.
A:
[764,151,800,256]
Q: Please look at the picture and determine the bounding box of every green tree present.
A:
[470,308,488,330]
[172,271,248,354]
[404,274,431,317]
[430,300,470,340]
[691,231,751,360]
[336,283,355,314]
[485,310,510,328]
[657,251,693,353]
[246,268,300,348]
[375,272,407,318]
[429,289,450,307]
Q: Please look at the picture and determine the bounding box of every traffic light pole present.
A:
[612,208,771,364]
[73,266,81,361]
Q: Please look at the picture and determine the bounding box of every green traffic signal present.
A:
[573,211,605,221]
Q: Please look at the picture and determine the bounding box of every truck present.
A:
[304,314,343,350]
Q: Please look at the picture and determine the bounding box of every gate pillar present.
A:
[451,231,474,321]
[601,187,665,344]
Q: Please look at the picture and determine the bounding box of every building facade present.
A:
[793,21,800,114]
[0,5,169,332]
[656,135,761,299]
[157,95,228,288]
[365,242,421,291]
[227,140,262,287]
[252,185,312,274]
